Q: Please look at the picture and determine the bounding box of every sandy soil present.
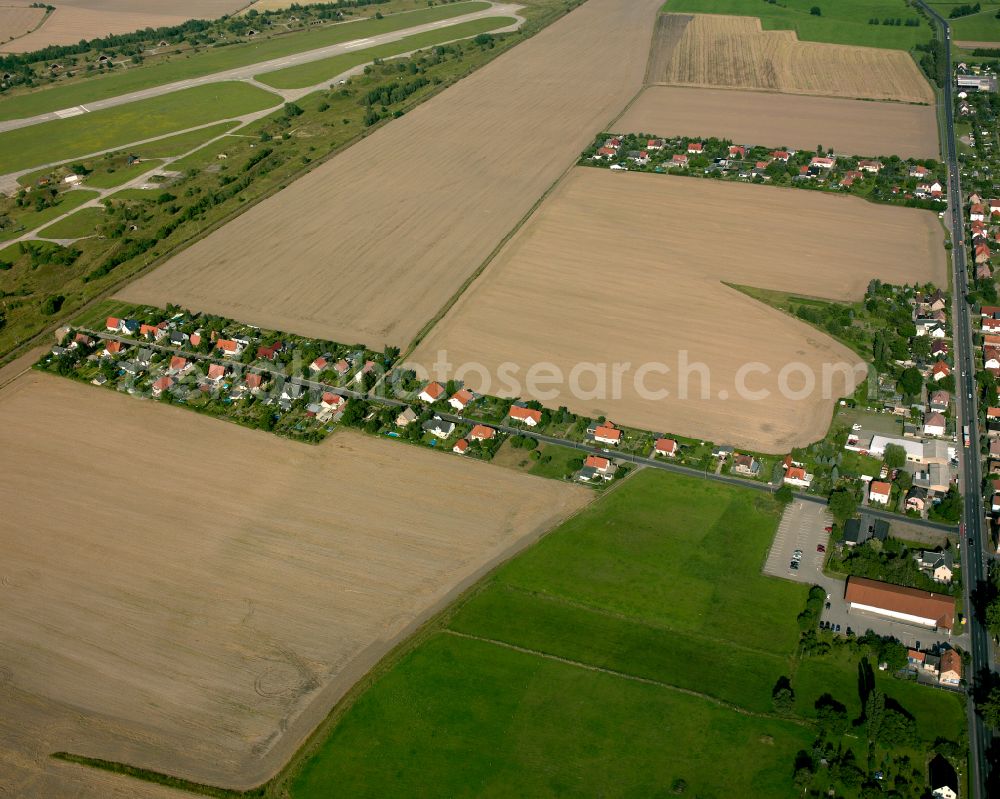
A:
[0,5,45,46]
[616,85,940,160]
[409,168,947,453]
[0,1,245,53]
[0,372,589,792]
[649,13,934,104]
[117,0,665,351]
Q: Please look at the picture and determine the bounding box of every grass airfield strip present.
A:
[0,1,490,121]
[0,371,588,791]
[616,85,940,160]
[0,82,279,174]
[257,16,518,89]
[410,168,946,453]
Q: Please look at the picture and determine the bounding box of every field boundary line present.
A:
[490,582,796,661]
[443,629,815,727]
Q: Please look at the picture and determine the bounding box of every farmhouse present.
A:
[844,576,955,632]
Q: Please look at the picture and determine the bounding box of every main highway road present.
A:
[915,3,994,795]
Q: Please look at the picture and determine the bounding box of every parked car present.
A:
[792,549,803,560]
[817,544,826,553]
[790,561,799,570]
[824,526,832,532]
[835,624,841,632]
[825,601,831,609]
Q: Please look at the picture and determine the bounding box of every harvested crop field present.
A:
[118,0,666,351]
[0,5,45,47]
[0,0,245,53]
[409,168,946,452]
[0,372,588,793]
[616,85,940,160]
[649,13,934,104]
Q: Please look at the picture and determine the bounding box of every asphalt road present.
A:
[0,3,523,134]
[915,3,994,796]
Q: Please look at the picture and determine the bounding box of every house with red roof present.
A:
[103,340,125,357]
[931,361,951,381]
[671,153,688,167]
[418,381,445,403]
[858,159,882,173]
[810,156,836,169]
[728,145,745,158]
[310,356,329,373]
[257,341,283,361]
[579,454,614,482]
[168,355,188,374]
[448,389,474,412]
[971,203,986,222]
[686,141,703,154]
[469,424,495,442]
[783,466,813,488]
[246,373,266,391]
[654,438,678,457]
[509,405,542,426]
[105,316,121,332]
[453,439,469,455]
[151,376,174,397]
[770,150,790,161]
[321,392,345,413]
[909,165,930,178]
[216,339,243,357]
[869,480,892,505]
[594,424,622,445]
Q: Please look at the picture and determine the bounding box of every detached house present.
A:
[469,424,495,442]
[971,203,986,222]
[418,381,445,403]
[593,424,622,446]
[579,455,614,483]
[930,361,951,381]
[732,454,760,476]
[151,376,173,397]
[671,153,689,167]
[422,416,455,438]
[216,339,243,358]
[858,159,882,173]
[654,438,678,457]
[923,412,946,436]
[783,466,813,488]
[919,550,955,583]
[448,389,474,412]
[509,405,542,426]
[868,481,892,505]
[686,141,703,154]
[810,156,836,169]
[938,649,963,686]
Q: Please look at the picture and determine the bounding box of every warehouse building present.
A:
[844,576,955,632]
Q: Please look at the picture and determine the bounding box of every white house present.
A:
[923,412,946,436]
[868,481,892,505]
[783,466,813,488]
[654,438,677,457]
[418,382,445,403]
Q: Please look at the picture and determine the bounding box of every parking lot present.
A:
[763,499,831,583]
[764,501,967,651]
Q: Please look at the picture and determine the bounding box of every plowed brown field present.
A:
[118,0,665,350]
[410,168,947,452]
[0,5,44,47]
[650,13,934,104]
[616,86,940,159]
[0,373,588,792]
[0,1,244,53]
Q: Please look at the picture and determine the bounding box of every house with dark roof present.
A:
[842,514,889,546]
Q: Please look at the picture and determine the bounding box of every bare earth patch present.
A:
[117,0,666,351]
[649,13,934,104]
[410,168,946,452]
[0,5,45,46]
[616,85,940,160]
[0,373,588,793]
[0,1,245,53]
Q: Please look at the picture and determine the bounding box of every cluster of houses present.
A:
[588,134,946,204]
[906,647,964,687]
[844,432,956,514]
[956,62,998,94]
[968,193,1000,283]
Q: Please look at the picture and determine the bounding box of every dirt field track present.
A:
[0,373,588,793]
[118,0,665,351]
[0,4,45,46]
[649,13,934,104]
[616,86,940,160]
[0,1,245,53]
[410,168,947,453]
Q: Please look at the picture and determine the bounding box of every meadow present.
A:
[257,15,517,89]
[663,0,931,49]
[0,82,279,174]
[38,206,106,239]
[283,470,966,797]
[0,188,97,242]
[0,2,489,120]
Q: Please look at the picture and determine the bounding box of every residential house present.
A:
[321,392,345,413]
[353,360,375,384]
[929,391,950,414]
[246,372,266,391]
[930,340,949,358]
[646,138,665,150]
[593,424,622,446]
[448,389,474,412]
[671,153,688,167]
[843,514,890,546]
[395,407,418,427]
[216,339,243,357]
[858,159,882,173]
[206,363,227,383]
[930,361,951,381]
[732,454,760,476]
[281,381,304,402]
[139,322,166,341]
[975,242,992,264]
[453,439,469,455]
[418,381,445,403]
[728,145,745,158]
[783,466,813,488]
[168,355,188,374]
[909,165,930,178]
[840,170,862,188]
[686,142,703,154]
[168,330,188,347]
[984,316,1000,334]
[810,156,836,169]
[509,405,542,426]
[103,340,125,357]
[770,150,791,161]
[310,355,329,373]
[119,320,139,336]
[905,486,928,512]
[869,481,892,505]
[105,316,121,332]
[971,202,986,222]
[151,376,173,397]
[136,348,152,367]
[578,454,614,483]
[938,649,962,686]
[422,416,455,438]
[923,412,946,436]
[334,359,350,377]
[919,550,955,583]
[654,438,678,457]
[469,424,495,442]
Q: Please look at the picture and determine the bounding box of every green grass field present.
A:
[0,190,98,242]
[663,0,931,49]
[280,471,968,797]
[0,83,278,174]
[140,121,241,157]
[257,16,515,89]
[937,3,1000,42]
[37,206,106,239]
[83,160,163,189]
[0,2,490,122]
